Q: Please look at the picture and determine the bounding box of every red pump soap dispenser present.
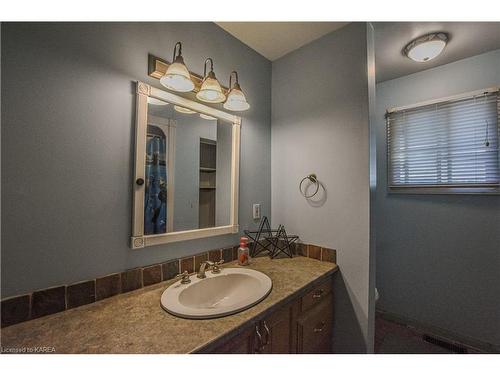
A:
[238,237,251,266]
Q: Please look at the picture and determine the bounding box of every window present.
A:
[386,89,500,194]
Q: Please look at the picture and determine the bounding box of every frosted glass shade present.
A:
[407,40,446,62]
[160,58,195,92]
[174,105,196,114]
[200,113,217,120]
[147,97,168,106]
[404,33,448,63]
[223,86,250,111]
[196,76,226,103]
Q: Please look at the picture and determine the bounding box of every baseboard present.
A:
[376,308,500,354]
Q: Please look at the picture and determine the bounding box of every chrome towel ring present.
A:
[299,173,320,198]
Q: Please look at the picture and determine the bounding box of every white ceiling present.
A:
[373,22,500,82]
[217,22,500,82]
[216,22,349,61]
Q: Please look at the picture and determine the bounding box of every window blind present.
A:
[386,90,500,189]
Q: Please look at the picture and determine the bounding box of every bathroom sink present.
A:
[160,268,272,319]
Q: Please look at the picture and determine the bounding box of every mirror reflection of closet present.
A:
[144,96,232,233]
[199,138,216,228]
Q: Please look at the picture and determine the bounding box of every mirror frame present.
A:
[131,81,241,249]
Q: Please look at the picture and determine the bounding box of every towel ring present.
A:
[299,174,320,198]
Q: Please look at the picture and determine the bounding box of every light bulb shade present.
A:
[174,105,196,114]
[223,84,250,111]
[196,74,226,103]
[160,56,195,92]
[200,113,217,120]
[404,33,448,62]
[147,97,168,106]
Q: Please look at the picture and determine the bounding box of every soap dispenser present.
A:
[238,237,251,266]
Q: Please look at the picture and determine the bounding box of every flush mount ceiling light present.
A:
[160,42,195,92]
[174,105,196,114]
[200,113,217,120]
[196,58,226,104]
[224,71,250,112]
[404,32,449,62]
[147,97,168,106]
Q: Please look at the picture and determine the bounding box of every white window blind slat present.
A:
[386,90,500,189]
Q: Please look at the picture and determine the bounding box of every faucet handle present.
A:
[211,259,224,274]
[175,270,191,284]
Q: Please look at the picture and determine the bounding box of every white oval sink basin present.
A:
[161,268,272,319]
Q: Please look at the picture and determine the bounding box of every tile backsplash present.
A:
[1,243,336,328]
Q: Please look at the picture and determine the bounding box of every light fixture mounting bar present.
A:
[148,54,229,95]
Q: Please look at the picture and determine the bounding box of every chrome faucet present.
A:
[175,270,191,284]
[212,259,224,274]
[197,261,214,279]
[197,259,224,279]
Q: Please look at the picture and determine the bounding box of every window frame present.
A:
[386,87,500,195]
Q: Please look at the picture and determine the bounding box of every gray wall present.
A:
[1,22,272,297]
[272,23,373,353]
[375,49,500,347]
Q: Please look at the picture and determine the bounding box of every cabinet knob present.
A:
[312,289,324,299]
[136,178,145,186]
[314,321,326,333]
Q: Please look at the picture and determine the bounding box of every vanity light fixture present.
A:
[200,113,217,120]
[223,71,250,111]
[174,105,196,114]
[404,32,448,62]
[196,58,226,103]
[147,97,168,106]
[160,42,195,92]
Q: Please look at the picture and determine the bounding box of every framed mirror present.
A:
[131,82,240,249]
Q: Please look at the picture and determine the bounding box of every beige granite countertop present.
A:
[0,256,337,354]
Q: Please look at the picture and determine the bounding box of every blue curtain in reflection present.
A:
[144,126,167,235]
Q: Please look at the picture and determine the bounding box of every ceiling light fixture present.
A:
[404,32,448,63]
[174,105,196,114]
[196,58,226,103]
[223,71,250,112]
[160,42,195,92]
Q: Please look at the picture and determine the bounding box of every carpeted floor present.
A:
[374,315,480,354]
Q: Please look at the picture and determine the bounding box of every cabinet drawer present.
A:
[297,294,333,353]
[301,278,332,312]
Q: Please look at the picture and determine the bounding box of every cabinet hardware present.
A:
[314,321,326,333]
[255,325,263,353]
[263,321,271,346]
[136,178,145,186]
[312,289,324,299]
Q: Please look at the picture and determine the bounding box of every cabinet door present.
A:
[296,294,333,354]
[209,325,257,354]
[259,305,292,354]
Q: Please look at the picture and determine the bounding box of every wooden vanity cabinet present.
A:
[205,307,291,354]
[208,325,258,354]
[258,305,292,353]
[296,294,333,353]
[295,277,334,353]
[205,275,334,354]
